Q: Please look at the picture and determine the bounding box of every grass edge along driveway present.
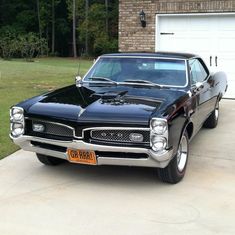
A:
[0,57,92,159]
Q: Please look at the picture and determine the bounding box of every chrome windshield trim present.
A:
[101,56,186,60]
[82,56,189,88]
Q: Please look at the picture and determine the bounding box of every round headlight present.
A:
[11,123,24,137]
[151,119,167,135]
[11,108,24,121]
[151,136,167,152]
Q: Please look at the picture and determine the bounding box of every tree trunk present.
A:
[105,0,108,34]
[85,0,89,55]
[72,0,77,58]
[36,0,43,54]
[52,0,55,54]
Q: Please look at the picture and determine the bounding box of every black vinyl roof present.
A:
[102,51,197,59]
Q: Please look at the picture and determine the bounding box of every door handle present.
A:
[210,56,212,66]
[215,56,218,67]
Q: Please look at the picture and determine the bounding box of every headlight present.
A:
[151,136,167,152]
[10,107,25,138]
[150,119,167,135]
[11,123,24,137]
[10,107,24,122]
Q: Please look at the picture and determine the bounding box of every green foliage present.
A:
[93,35,118,55]
[0,0,118,57]
[0,28,48,60]
[18,33,48,61]
[77,1,118,56]
[0,26,18,59]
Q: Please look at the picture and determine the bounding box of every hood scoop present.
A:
[91,90,128,101]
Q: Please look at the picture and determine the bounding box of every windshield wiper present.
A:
[87,77,117,85]
[123,79,163,88]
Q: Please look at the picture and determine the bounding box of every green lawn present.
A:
[0,57,93,159]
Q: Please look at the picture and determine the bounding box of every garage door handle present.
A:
[215,56,218,67]
[210,56,212,66]
[160,32,174,35]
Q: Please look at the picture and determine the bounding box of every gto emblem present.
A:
[101,132,107,137]
[100,132,123,138]
[129,133,144,142]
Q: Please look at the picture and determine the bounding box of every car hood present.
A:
[21,84,188,125]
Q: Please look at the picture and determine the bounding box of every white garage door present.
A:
[156,14,235,99]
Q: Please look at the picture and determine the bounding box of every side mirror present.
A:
[75,76,82,87]
[192,82,204,93]
[195,82,204,89]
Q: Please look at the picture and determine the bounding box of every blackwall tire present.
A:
[158,131,189,184]
[203,101,219,129]
[36,153,66,166]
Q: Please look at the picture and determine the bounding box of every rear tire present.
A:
[158,131,189,184]
[36,153,66,166]
[203,101,219,128]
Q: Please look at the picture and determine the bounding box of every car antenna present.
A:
[75,49,83,85]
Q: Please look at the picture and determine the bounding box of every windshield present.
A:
[83,57,187,87]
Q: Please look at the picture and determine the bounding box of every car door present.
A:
[189,58,213,130]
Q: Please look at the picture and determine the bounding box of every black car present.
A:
[10,52,227,183]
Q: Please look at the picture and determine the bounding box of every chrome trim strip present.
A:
[101,56,186,60]
[84,127,150,131]
[11,135,174,168]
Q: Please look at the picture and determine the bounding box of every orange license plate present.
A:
[67,149,97,165]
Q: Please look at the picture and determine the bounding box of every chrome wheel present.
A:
[177,135,188,172]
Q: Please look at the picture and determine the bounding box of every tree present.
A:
[105,0,108,34]
[51,0,55,54]
[72,0,77,57]
[0,0,118,57]
[85,0,89,55]
[36,0,43,54]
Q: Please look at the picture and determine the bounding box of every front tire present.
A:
[203,101,219,128]
[36,153,66,166]
[158,131,189,184]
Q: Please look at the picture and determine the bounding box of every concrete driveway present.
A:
[0,100,235,235]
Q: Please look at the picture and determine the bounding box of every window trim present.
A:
[83,56,189,88]
[188,57,210,86]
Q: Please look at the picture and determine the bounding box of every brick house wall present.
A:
[119,0,235,52]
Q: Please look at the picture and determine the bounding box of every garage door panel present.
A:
[188,17,212,30]
[218,38,235,52]
[218,16,235,30]
[187,38,211,52]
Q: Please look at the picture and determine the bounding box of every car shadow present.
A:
[37,161,166,188]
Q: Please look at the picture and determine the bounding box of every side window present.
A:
[189,59,208,84]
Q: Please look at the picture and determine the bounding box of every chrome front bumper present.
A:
[12,135,174,168]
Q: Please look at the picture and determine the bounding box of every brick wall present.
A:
[119,0,235,52]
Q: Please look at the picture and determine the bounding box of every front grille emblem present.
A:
[129,133,144,142]
[33,123,45,133]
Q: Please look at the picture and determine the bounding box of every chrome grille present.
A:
[90,129,150,143]
[31,120,74,137]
